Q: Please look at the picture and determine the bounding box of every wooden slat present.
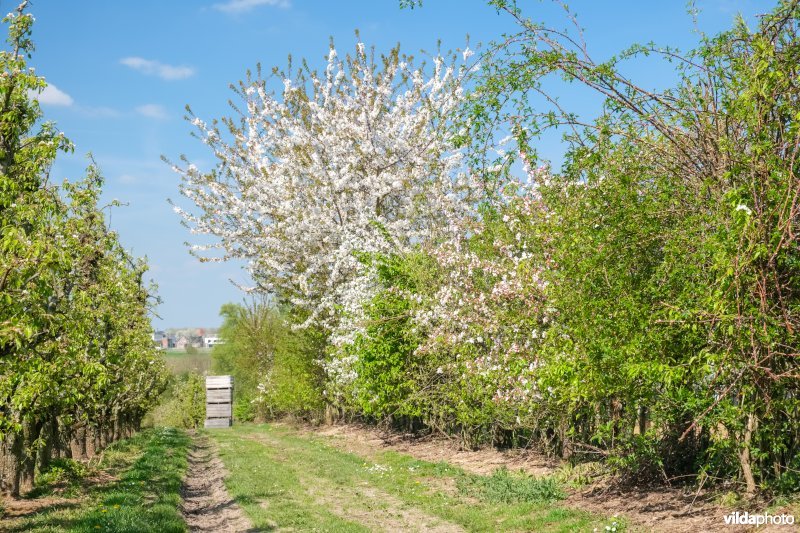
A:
[205,375,234,428]
[206,404,232,417]
[206,389,232,402]
[206,375,233,387]
[204,418,231,428]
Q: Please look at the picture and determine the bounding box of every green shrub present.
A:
[346,253,430,419]
[147,373,205,429]
[457,0,800,493]
[213,300,325,420]
[457,467,565,504]
[36,458,91,486]
[233,396,256,422]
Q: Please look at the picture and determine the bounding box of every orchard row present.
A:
[0,4,167,496]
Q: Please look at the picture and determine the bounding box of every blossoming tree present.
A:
[172,42,474,347]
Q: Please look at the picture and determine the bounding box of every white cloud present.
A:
[33,84,74,106]
[136,103,168,120]
[118,174,139,185]
[212,0,290,14]
[120,57,195,80]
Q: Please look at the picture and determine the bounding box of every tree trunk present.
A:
[36,418,57,473]
[324,404,338,425]
[126,415,136,438]
[71,425,87,460]
[637,405,648,435]
[2,432,24,496]
[738,412,758,496]
[55,418,70,459]
[97,423,108,450]
[85,427,97,459]
[559,417,572,459]
[113,416,121,443]
[19,419,43,494]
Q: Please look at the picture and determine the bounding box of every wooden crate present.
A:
[206,403,232,417]
[206,375,233,389]
[206,389,232,402]
[204,418,232,429]
[204,375,233,429]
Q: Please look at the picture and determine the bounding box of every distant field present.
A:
[162,348,212,375]
[164,347,212,355]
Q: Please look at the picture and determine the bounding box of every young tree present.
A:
[212,300,324,420]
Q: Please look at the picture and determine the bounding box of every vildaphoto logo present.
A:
[723,511,795,527]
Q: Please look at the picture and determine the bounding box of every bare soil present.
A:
[0,495,79,519]
[181,431,256,533]
[312,423,557,476]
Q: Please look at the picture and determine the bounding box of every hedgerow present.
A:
[177,0,800,495]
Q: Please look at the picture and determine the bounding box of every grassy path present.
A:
[209,423,612,532]
[1,427,190,533]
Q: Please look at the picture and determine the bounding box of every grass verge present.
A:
[209,423,617,532]
[1,427,190,533]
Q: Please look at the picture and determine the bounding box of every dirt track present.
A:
[181,432,255,533]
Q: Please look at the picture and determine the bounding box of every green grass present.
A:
[457,466,566,504]
[163,347,212,355]
[3,427,190,533]
[162,349,211,376]
[209,423,617,532]
[25,458,93,500]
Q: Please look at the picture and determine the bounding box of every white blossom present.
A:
[173,41,474,376]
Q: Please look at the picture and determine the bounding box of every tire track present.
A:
[181,431,256,532]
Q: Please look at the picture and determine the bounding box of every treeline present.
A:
[182,1,799,495]
[0,4,167,495]
[211,302,324,422]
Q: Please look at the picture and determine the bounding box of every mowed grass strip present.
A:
[211,433,370,531]
[209,423,609,532]
[4,427,190,533]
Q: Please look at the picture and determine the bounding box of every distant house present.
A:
[204,336,225,348]
[152,331,177,349]
[152,330,167,349]
[175,334,204,349]
[175,335,190,350]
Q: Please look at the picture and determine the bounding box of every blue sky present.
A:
[24,0,762,328]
